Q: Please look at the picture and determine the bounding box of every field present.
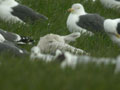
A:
[0,0,120,90]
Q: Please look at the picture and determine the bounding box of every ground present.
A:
[0,0,120,90]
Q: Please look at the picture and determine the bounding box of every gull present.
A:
[0,33,28,56]
[100,0,120,9]
[0,28,35,44]
[0,0,48,24]
[67,3,105,36]
[31,32,89,57]
[104,18,120,46]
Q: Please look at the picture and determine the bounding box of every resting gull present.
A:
[31,32,89,55]
[0,33,28,56]
[30,48,120,74]
[104,18,120,46]
[67,3,105,35]
[100,0,120,9]
[0,0,48,24]
[0,28,35,44]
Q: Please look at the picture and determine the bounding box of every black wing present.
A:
[76,14,105,32]
[116,0,120,2]
[11,4,48,23]
[0,41,28,56]
[0,29,19,42]
[0,29,35,44]
[116,22,120,34]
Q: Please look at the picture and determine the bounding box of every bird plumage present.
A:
[0,28,35,44]
[67,3,105,36]
[11,4,48,23]
[76,14,104,32]
[100,0,120,9]
[0,34,28,56]
[104,19,120,46]
[0,0,48,24]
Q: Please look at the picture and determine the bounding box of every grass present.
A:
[0,0,120,90]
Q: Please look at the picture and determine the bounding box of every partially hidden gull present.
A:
[104,18,120,46]
[0,28,35,44]
[59,51,120,74]
[31,32,89,57]
[0,33,28,56]
[0,0,48,24]
[67,3,105,36]
[30,48,120,74]
[100,0,120,9]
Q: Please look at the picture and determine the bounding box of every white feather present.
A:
[0,34,5,42]
[0,0,24,23]
[104,19,120,46]
[100,0,120,9]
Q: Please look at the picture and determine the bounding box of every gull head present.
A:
[68,3,86,15]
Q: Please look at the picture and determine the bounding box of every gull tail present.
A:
[17,36,35,45]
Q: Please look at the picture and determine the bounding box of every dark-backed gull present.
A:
[104,19,120,46]
[0,28,35,44]
[0,0,48,24]
[67,3,105,35]
[0,33,28,56]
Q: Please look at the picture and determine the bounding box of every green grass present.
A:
[0,0,120,90]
